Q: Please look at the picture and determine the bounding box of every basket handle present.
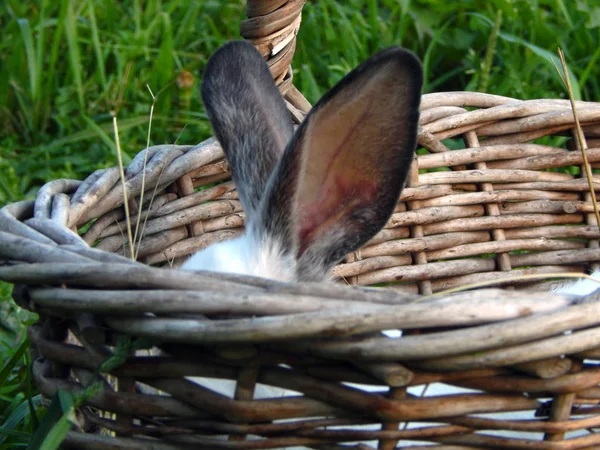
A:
[241,1,310,114]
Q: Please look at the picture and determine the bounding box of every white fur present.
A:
[551,268,600,296]
[182,231,296,282]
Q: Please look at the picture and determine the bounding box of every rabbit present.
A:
[182,40,422,283]
[176,41,600,448]
[175,40,423,448]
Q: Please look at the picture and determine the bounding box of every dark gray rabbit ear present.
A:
[201,40,294,222]
[259,47,423,280]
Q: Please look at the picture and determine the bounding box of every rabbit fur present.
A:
[552,267,600,296]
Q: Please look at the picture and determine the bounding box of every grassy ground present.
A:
[1,0,600,447]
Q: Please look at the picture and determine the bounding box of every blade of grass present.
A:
[477,9,502,93]
[136,123,188,261]
[34,0,48,109]
[0,428,34,441]
[111,61,133,114]
[0,338,28,389]
[0,383,20,398]
[330,2,365,62]
[16,19,36,102]
[65,1,85,109]
[2,395,43,446]
[132,0,141,38]
[298,64,322,105]
[152,13,174,113]
[470,12,583,100]
[173,2,200,49]
[26,392,71,450]
[555,0,574,29]
[36,391,76,450]
[500,37,582,100]
[40,0,68,133]
[43,115,154,153]
[553,48,600,230]
[23,350,39,430]
[392,0,411,45]
[86,0,108,90]
[421,19,452,94]
[133,85,157,258]
[579,44,600,89]
[112,115,135,260]
[81,115,132,165]
[8,81,32,138]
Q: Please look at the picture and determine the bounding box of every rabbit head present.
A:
[182,41,423,282]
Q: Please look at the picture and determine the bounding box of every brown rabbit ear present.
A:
[259,47,422,281]
[201,41,293,223]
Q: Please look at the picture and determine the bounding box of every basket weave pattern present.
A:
[33,92,600,295]
[3,1,600,448]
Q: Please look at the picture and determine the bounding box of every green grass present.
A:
[2,1,599,205]
[0,282,39,449]
[1,0,600,446]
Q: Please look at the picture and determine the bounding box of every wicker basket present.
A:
[3,1,600,448]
